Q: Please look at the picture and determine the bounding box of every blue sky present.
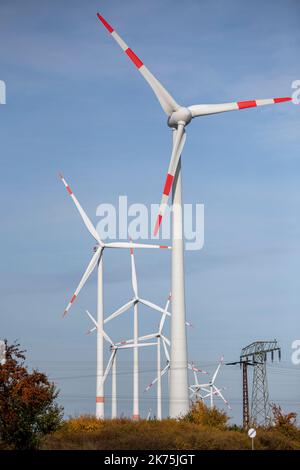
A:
[0,0,299,423]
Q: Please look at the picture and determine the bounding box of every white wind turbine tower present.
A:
[191,357,231,410]
[96,13,292,417]
[60,174,168,419]
[85,310,157,419]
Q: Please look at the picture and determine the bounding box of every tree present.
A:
[0,341,63,449]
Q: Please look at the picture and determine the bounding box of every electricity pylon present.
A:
[226,359,257,429]
[240,340,281,427]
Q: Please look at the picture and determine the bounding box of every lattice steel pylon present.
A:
[240,340,281,427]
[226,360,256,429]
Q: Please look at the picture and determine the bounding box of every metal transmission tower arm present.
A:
[240,340,281,427]
[240,341,281,360]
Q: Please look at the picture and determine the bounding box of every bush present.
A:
[182,400,229,429]
[270,404,300,440]
[0,341,63,449]
[62,415,105,433]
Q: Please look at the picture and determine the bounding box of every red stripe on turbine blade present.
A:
[66,186,73,195]
[125,48,143,68]
[96,396,105,403]
[159,245,168,249]
[237,100,257,109]
[130,247,134,255]
[70,294,77,304]
[96,13,114,33]
[163,173,174,196]
[154,214,163,236]
[274,97,292,103]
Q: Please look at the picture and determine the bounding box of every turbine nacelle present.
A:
[93,244,103,252]
[167,107,192,128]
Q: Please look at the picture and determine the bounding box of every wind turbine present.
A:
[60,174,169,419]
[119,292,171,420]
[188,362,208,401]
[86,309,157,419]
[96,13,292,417]
[117,292,193,419]
[188,362,221,401]
[102,248,172,420]
[145,353,207,419]
[191,357,231,410]
[85,249,172,420]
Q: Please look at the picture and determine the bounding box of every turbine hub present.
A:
[168,107,192,128]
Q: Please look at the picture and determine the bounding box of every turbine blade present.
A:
[161,336,170,362]
[130,246,138,298]
[212,363,222,384]
[103,350,116,384]
[139,298,171,316]
[213,385,231,409]
[197,384,210,390]
[59,174,102,244]
[85,326,96,335]
[63,247,102,317]
[118,342,157,350]
[96,13,180,115]
[145,364,170,391]
[85,310,114,346]
[188,363,208,375]
[105,242,170,249]
[212,356,224,384]
[160,334,170,347]
[188,96,292,118]
[115,333,157,347]
[153,126,186,235]
[104,299,135,324]
[158,292,171,333]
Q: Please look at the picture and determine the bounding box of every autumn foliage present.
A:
[41,404,300,450]
[183,400,229,428]
[0,341,63,449]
